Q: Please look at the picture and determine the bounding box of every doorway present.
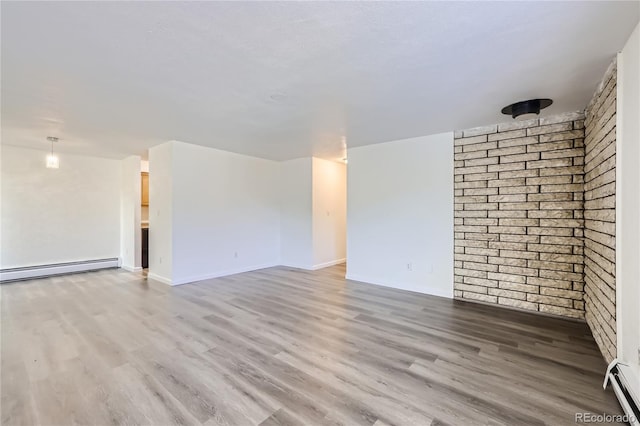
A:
[141,161,149,269]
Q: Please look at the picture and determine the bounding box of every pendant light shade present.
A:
[46,136,59,169]
[46,153,59,169]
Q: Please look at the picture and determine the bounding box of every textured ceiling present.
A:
[1,1,638,161]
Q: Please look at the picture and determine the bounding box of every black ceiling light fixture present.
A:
[501,98,553,120]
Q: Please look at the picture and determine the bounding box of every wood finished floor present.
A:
[1,264,622,426]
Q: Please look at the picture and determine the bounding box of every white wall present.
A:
[120,155,142,271]
[0,145,121,268]
[312,158,347,269]
[616,21,640,386]
[168,141,281,285]
[148,142,173,283]
[346,132,454,297]
[280,158,313,269]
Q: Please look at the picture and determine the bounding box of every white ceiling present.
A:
[2,2,638,161]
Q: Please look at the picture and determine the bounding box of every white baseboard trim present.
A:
[121,265,142,272]
[0,258,121,282]
[280,263,313,270]
[311,258,346,270]
[149,262,279,286]
[345,273,453,299]
[147,272,173,285]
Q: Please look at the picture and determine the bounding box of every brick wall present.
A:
[584,60,617,363]
[454,113,587,319]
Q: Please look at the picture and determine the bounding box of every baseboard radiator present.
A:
[0,258,120,283]
[604,360,640,425]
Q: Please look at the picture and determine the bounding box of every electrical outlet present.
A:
[407,262,413,271]
[234,252,238,258]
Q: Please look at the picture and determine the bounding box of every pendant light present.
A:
[46,136,59,169]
